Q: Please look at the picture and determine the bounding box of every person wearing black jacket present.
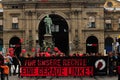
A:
[117,53,120,80]
[108,52,114,76]
[12,55,20,75]
[112,53,118,76]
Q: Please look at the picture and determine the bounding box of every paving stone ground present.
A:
[7,75,118,80]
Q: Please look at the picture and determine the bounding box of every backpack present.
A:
[1,65,9,74]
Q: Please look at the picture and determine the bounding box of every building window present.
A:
[105,19,112,29]
[12,17,18,29]
[12,5,18,9]
[84,4,97,8]
[0,19,3,31]
[88,16,96,28]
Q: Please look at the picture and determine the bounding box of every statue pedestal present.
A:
[44,34,52,42]
[43,34,54,52]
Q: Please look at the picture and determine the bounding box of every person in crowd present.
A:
[117,53,120,80]
[108,52,117,76]
[112,53,118,76]
[26,53,32,58]
[12,54,20,75]
[4,53,13,76]
[0,53,4,80]
[0,64,9,80]
[17,53,23,78]
[19,53,23,57]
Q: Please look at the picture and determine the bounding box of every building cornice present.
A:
[1,0,105,4]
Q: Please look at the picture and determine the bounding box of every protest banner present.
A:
[20,56,108,77]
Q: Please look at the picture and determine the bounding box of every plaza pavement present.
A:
[8,75,118,80]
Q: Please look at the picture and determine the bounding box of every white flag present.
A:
[115,42,119,47]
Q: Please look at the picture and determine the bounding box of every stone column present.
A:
[32,12,36,48]
[25,11,30,51]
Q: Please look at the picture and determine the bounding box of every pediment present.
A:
[104,0,120,10]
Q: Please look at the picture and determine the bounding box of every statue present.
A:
[44,15,53,34]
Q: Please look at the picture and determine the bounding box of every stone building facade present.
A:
[1,0,120,56]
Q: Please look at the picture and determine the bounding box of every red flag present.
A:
[20,38,24,43]
[79,54,83,57]
[38,48,40,52]
[54,47,59,52]
[45,52,50,57]
[69,54,73,57]
[58,50,61,54]
[22,49,26,54]
[31,48,35,52]
[8,48,14,51]
[47,48,51,52]
[9,50,14,57]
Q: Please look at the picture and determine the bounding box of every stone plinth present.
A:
[44,34,52,42]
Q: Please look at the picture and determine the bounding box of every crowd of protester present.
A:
[0,52,20,80]
[20,49,120,77]
[0,47,120,80]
